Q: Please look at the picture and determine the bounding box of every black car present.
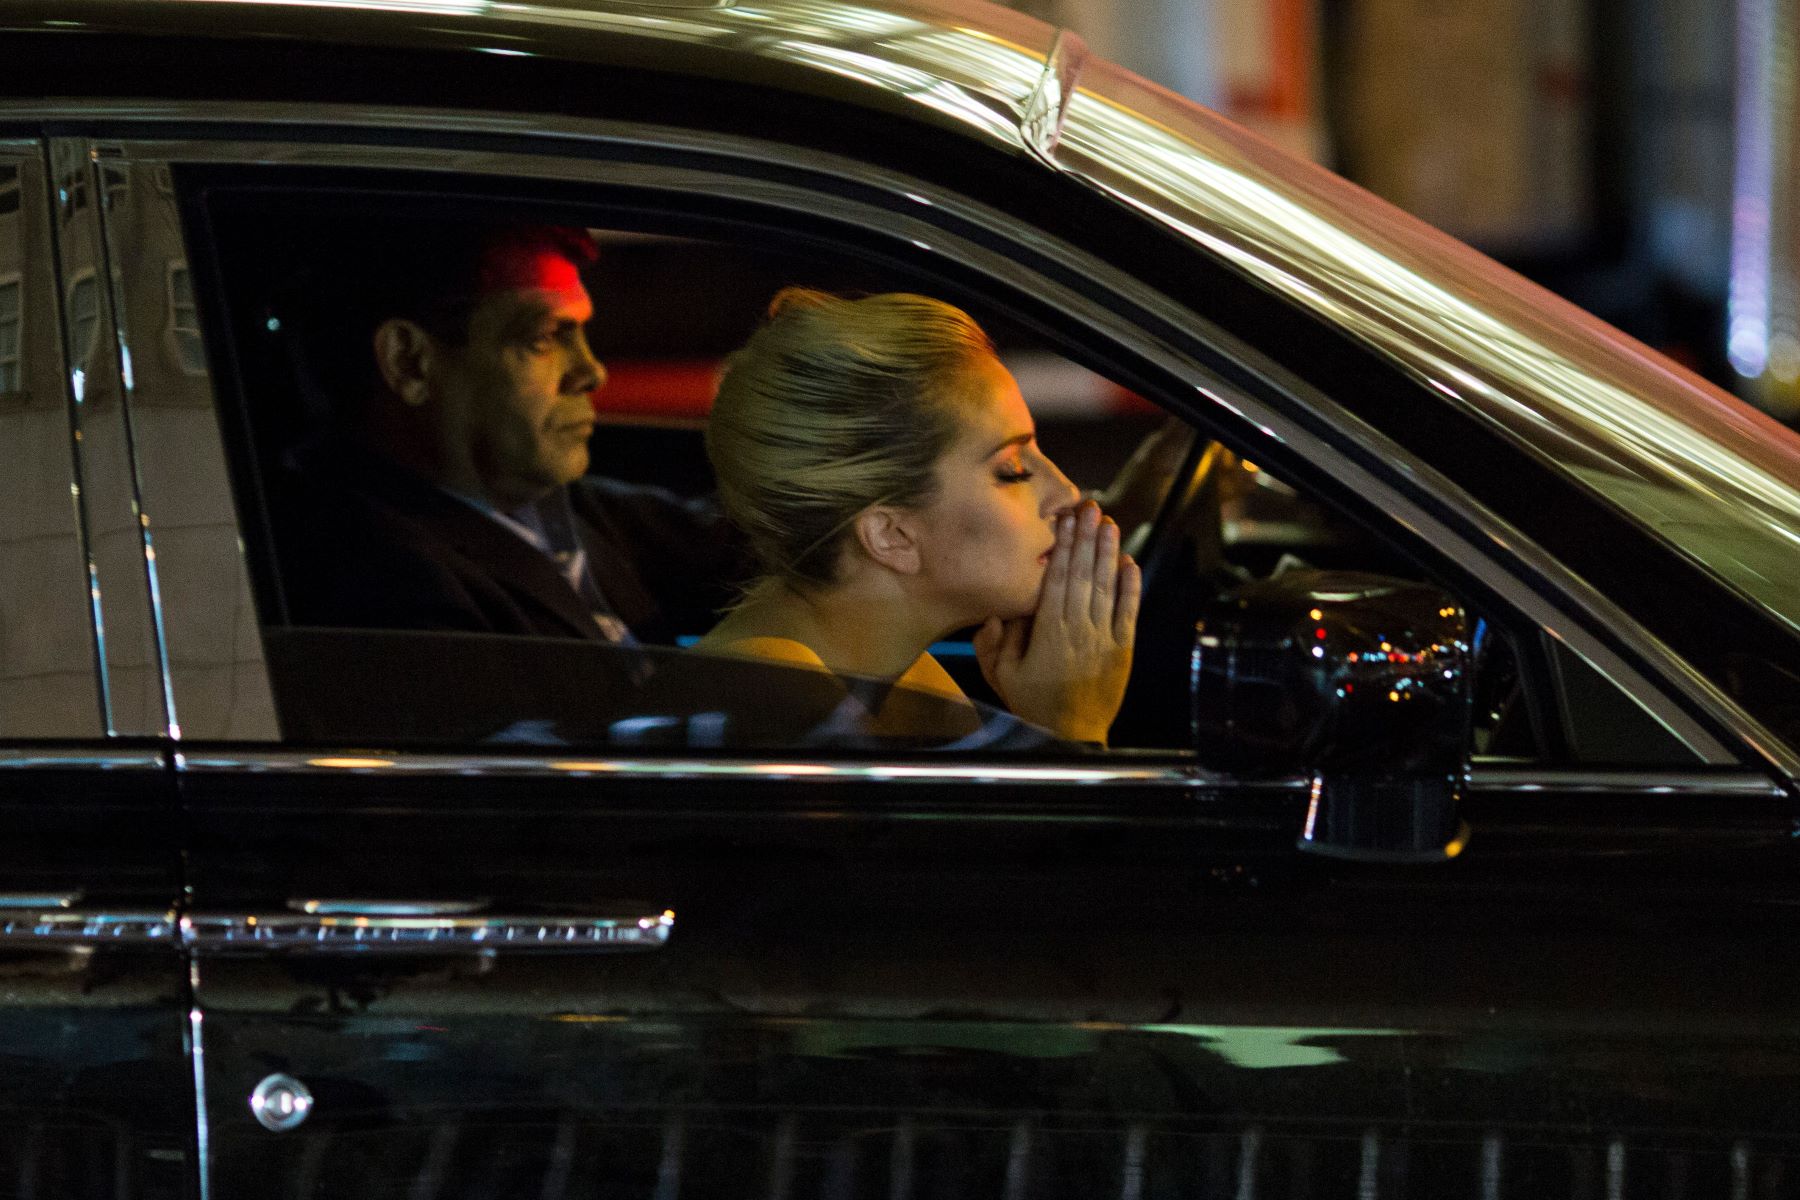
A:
[2,1,1799,1196]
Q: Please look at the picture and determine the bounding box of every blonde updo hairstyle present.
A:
[707,288,998,593]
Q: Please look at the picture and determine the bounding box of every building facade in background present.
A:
[1013,0,1777,423]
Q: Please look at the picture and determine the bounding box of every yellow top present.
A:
[699,635,968,702]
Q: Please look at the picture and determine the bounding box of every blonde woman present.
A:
[694,289,1139,745]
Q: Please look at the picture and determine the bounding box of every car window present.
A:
[181,176,1704,766]
[198,195,1163,753]
[0,152,102,738]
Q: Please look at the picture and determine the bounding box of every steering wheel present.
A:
[1103,423,1239,748]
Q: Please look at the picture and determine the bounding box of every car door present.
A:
[0,140,191,1197]
[130,122,1800,1200]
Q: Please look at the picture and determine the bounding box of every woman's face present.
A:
[910,354,1081,623]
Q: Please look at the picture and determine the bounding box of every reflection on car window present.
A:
[264,629,1060,752]
[0,275,20,394]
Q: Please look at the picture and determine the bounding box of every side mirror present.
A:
[1191,569,1473,863]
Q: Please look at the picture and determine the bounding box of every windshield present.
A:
[1052,56,1800,637]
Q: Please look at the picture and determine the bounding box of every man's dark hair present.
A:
[287,219,599,413]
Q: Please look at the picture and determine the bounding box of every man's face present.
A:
[428,250,605,508]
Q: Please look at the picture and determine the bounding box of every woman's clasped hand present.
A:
[973,498,1139,745]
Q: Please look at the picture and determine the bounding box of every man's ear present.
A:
[372,318,437,408]
[852,505,922,575]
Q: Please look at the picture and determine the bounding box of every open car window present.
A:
[188,176,1704,765]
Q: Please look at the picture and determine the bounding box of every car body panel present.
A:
[179,753,1800,1197]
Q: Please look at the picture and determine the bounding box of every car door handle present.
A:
[183,903,675,953]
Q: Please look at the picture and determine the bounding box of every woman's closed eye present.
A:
[995,463,1035,484]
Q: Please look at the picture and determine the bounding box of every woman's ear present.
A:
[372,318,437,408]
[853,505,923,575]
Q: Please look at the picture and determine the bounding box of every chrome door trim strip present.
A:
[0,908,180,944]
[289,897,489,916]
[1467,767,1786,798]
[53,103,1784,775]
[182,908,674,953]
[0,899,674,950]
[172,749,1782,797]
[47,136,169,738]
[84,140,183,738]
[173,749,1227,787]
[0,891,83,909]
[188,982,212,1200]
[0,747,163,770]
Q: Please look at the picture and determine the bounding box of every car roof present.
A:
[0,0,1059,151]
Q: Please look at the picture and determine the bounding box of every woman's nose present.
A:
[1040,457,1081,515]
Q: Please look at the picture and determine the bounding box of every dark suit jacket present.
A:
[271,443,745,645]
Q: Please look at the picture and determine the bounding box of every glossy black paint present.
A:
[0,759,191,1198]
[0,4,1797,1197]
[179,759,1800,1198]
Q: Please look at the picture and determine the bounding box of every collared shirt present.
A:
[440,485,637,645]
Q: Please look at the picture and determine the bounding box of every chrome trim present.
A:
[1467,767,1786,798]
[1020,28,1086,160]
[182,908,675,953]
[175,750,1781,796]
[0,908,179,943]
[290,897,490,916]
[70,110,1782,774]
[249,1073,314,1134]
[0,891,83,909]
[174,748,1224,787]
[48,137,166,737]
[0,747,163,769]
[89,145,182,739]
[188,967,212,1200]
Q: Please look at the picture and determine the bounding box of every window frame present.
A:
[142,118,1749,776]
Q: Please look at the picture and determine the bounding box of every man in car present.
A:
[271,220,743,646]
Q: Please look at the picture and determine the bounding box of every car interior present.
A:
[185,173,1694,765]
